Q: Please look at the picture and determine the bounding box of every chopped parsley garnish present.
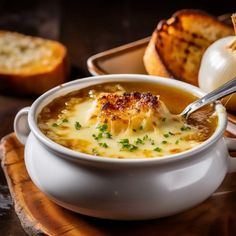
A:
[175,140,180,145]
[142,135,155,145]
[93,123,112,141]
[92,148,99,155]
[161,117,166,122]
[105,132,112,139]
[135,138,144,145]
[119,139,138,152]
[180,126,191,131]
[97,123,108,132]
[162,140,168,144]
[92,133,103,140]
[52,118,69,127]
[98,142,109,148]
[163,133,169,138]
[75,121,82,130]
[92,132,112,141]
[153,147,162,152]
[168,131,175,136]
[119,138,129,145]
[128,145,138,152]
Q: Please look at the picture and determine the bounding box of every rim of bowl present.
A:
[28,74,227,165]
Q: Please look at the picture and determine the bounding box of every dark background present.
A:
[0,0,235,235]
[0,0,235,76]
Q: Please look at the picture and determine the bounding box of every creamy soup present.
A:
[38,82,217,159]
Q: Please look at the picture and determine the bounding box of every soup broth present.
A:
[38,82,217,159]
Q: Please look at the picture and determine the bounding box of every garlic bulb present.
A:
[199,36,236,112]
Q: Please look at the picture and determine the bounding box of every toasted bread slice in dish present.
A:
[144,10,234,86]
[0,31,68,95]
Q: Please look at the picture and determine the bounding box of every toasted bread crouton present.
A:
[144,10,234,86]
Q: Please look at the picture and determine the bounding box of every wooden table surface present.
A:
[0,0,235,235]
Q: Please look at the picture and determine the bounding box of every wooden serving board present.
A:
[1,133,236,236]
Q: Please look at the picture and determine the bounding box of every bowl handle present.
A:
[14,107,30,145]
[226,137,236,173]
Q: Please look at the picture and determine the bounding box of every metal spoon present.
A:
[180,77,236,119]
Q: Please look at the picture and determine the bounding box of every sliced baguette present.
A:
[0,31,68,95]
[144,10,234,86]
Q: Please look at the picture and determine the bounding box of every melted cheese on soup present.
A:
[38,83,217,159]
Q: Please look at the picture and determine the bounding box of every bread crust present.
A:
[144,10,234,86]
[0,31,69,95]
[143,30,171,78]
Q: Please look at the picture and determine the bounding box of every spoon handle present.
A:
[181,77,236,118]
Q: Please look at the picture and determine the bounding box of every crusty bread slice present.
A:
[0,31,68,95]
[144,10,234,86]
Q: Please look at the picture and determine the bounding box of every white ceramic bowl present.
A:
[14,74,236,220]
